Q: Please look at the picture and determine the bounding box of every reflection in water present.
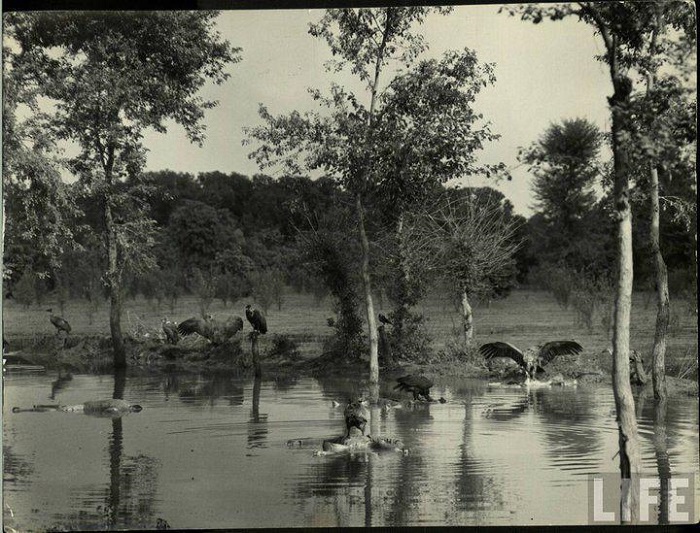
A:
[247,373,269,449]
[653,399,670,525]
[49,368,73,400]
[48,370,162,530]
[3,373,698,529]
[534,388,604,473]
[165,372,245,406]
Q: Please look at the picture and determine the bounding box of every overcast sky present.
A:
[140,5,613,217]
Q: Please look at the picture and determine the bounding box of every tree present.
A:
[402,188,520,345]
[520,118,603,271]
[245,7,506,383]
[624,2,696,401]
[2,30,81,289]
[5,12,239,367]
[502,3,674,523]
[366,47,503,347]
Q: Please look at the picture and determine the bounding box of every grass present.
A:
[3,288,697,378]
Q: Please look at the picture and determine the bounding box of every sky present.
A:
[136,6,613,216]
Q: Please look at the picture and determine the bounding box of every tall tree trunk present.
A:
[357,194,379,384]
[609,70,642,525]
[646,66,670,401]
[105,200,126,368]
[460,287,474,346]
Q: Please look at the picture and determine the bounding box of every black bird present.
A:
[245,305,267,334]
[46,309,71,335]
[343,398,368,437]
[177,315,214,339]
[161,318,180,345]
[394,374,435,402]
[378,313,392,326]
[220,316,244,341]
[480,340,583,382]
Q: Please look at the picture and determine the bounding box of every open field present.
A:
[3,288,697,377]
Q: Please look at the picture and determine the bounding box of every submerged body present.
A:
[321,427,405,454]
[13,399,142,418]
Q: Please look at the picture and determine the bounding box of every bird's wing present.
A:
[479,342,526,367]
[538,341,583,364]
[177,318,201,336]
[254,311,268,333]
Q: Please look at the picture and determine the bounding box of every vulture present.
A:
[343,398,368,437]
[394,374,435,402]
[245,305,267,334]
[480,340,583,381]
[161,318,180,345]
[177,315,215,339]
[46,309,71,335]
[176,315,244,345]
[378,313,392,326]
[220,316,244,340]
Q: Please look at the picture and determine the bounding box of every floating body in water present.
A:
[12,399,142,418]
[318,427,406,455]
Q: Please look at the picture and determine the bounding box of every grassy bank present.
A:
[3,289,697,389]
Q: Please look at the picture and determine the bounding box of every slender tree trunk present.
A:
[357,195,379,384]
[251,333,261,378]
[105,200,126,368]
[646,77,670,401]
[460,287,474,346]
[609,71,642,525]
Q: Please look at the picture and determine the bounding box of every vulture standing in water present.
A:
[394,375,437,402]
[245,305,267,334]
[343,398,368,437]
[46,309,71,335]
[479,340,583,381]
[161,318,180,345]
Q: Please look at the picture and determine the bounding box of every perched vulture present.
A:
[394,374,434,402]
[480,340,583,380]
[245,305,267,334]
[46,309,71,335]
[343,398,368,437]
[378,313,392,326]
[161,318,180,345]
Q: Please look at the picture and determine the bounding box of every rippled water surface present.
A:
[3,370,698,529]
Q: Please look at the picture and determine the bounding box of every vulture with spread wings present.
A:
[480,341,583,380]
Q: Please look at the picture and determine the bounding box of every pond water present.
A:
[2,370,698,529]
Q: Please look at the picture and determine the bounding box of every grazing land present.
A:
[4,289,697,381]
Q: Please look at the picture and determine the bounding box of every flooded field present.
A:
[3,370,699,529]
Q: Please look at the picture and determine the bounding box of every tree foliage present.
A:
[4,11,239,366]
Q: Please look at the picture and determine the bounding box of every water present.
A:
[2,370,698,529]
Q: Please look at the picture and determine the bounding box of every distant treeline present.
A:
[3,168,695,309]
